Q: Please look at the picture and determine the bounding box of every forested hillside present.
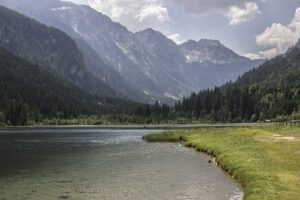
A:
[172,41,300,122]
[0,5,114,97]
[0,49,138,126]
[0,0,263,104]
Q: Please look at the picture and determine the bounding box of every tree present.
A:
[0,111,5,124]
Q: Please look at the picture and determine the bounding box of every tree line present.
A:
[1,40,300,126]
[135,42,300,123]
[0,48,138,126]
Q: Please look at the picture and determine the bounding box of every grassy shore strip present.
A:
[144,127,300,200]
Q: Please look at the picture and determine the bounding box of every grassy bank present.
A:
[144,127,300,200]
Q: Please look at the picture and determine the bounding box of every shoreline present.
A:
[144,127,300,200]
[0,123,271,131]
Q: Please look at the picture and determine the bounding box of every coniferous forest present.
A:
[171,43,300,122]
[134,41,300,123]
[0,2,299,200]
[0,3,300,126]
[0,48,140,126]
[2,42,300,126]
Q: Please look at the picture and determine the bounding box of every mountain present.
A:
[179,39,250,64]
[235,39,300,87]
[73,38,142,100]
[134,29,264,95]
[184,57,264,90]
[177,39,263,90]
[0,5,115,97]
[134,28,192,101]
[0,0,158,102]
[175,39,300,122]
[0,0,263,103]
[0,48,138,125]
[37,1,192,103]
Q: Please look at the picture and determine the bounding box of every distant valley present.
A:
[0,0,263,104]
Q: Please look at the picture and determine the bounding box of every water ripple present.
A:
[0,129,242,200]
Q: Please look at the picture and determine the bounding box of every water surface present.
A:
[0,128,242,200]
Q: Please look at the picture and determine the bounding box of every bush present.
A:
[291,111,300,120]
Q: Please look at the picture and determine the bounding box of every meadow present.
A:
[144,126,300,200]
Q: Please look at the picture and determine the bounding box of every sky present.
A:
[67,0,300,59]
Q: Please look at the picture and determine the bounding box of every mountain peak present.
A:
[135,28,177,47]
[198,39,223,47]
[185,39,198,44]
[180,39,250,64]
[183,39,223,47]
[136,28,167,40]
[140,28,157,33]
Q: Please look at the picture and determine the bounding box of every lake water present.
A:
[0,128,243,200]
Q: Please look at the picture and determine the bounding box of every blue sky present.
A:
[67,0,300,59]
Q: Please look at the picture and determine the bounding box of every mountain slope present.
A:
[0,5,115,97]
[0,0,158,102]
[0,48,137,125]
[134,29,264,93]
[175,40,300,122]
[43,1,193,103]
[134,28,192,100]
[0,0,263,103]
[74,38,142,100]
[235,40,300,87]
[185,58,264,90]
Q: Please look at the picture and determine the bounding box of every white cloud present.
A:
[168,33,184,44]
[165,0,260,14]
[63,0,88,5]
[246,7,300,59]
[86,0,263,31]
[88,0,169,31]
[244,53,261,60]
[256,24,296,51]
[136,4,169,23]
[165,0,261,25]
[226,2,260,25]
[244,48,277,59]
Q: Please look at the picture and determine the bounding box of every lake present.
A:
[0,128,243,200]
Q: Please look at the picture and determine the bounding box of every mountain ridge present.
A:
[179,39,251,64]
[0,0,264,104]
[0,5,115,98]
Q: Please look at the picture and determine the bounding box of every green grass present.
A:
[144,126,300,200]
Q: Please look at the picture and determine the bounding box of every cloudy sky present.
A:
[68,0,300,59]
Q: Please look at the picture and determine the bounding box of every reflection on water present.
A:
[0,129,243,200]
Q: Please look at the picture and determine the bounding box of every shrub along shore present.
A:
[144,127,300,200]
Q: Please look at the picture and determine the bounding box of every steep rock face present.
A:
[0,0,264,104]
[0,5,115,97]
